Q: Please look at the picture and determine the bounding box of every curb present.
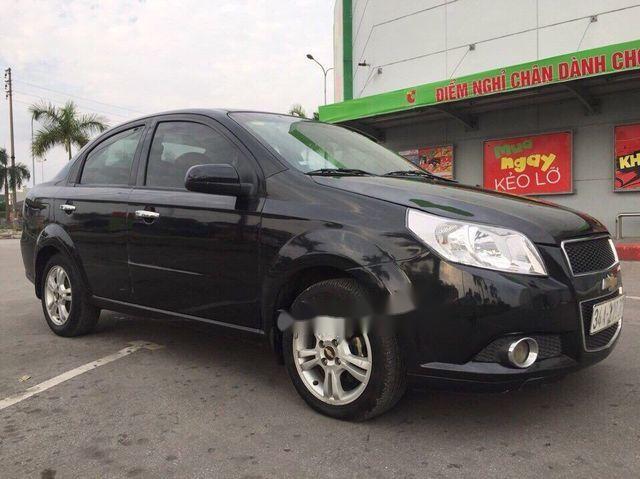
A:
[616,243,640,261]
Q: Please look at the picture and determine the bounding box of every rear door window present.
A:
[80,127,143,185]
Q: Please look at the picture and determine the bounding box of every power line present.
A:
[14,91,129,119]
[13,90,130,119]
[13,79,145,114]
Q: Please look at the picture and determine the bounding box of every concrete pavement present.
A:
[1,239,639,478]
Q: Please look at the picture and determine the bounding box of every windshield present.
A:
[231,112,421,175]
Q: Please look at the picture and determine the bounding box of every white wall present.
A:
[348,0,640,98]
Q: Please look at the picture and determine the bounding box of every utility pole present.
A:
[38,158,46,184]
[31,117,36,186]
[4,68,17,221]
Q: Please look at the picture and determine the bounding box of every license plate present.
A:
[590,295,624,335]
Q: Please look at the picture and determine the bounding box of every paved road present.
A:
[1,239,639,478]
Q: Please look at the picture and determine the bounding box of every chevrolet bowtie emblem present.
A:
[602,273,618,291]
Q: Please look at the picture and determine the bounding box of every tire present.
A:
[283,278,406,421]
[40,253,100,337]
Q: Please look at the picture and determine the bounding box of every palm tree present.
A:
[0,147,30,222]
[30,101,109,161]
[288,104,308,118]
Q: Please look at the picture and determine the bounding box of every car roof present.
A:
[116,108,307,128]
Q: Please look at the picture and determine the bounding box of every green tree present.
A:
[0,147,30,222]
[288,103,308,118]
[30,101,109,161]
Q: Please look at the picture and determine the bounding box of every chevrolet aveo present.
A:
[21,110,624,420]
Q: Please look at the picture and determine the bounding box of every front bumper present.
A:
[411,338,618,391]
[380,241,623,390]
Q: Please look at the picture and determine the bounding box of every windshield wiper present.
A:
[383,170,457,182]
[306,168,373,176]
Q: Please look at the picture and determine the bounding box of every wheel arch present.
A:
[34,224,90,299]
[262,252,392,360]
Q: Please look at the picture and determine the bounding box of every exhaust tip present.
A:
[506,337,539,368]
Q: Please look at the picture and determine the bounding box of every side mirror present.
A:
[184,164,253,196]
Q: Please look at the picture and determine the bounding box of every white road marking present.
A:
[0,341,162,411]
[628,296,640,301]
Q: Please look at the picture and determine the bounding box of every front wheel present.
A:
[283,278,406,421]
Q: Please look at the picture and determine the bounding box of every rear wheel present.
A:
[283,278,406,420]
[40,254,100,337]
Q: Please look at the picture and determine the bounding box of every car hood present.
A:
[311,175,607,244]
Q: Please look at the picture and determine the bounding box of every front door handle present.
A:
[59,204,76,213]
[135,210,160,221]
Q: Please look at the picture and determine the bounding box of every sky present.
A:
[0,0,336,186]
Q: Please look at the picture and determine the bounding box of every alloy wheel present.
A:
[292,316,372,405]
[44,265,72,326]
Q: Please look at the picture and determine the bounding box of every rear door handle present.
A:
[135,210,160,221]
[59,204,76,213]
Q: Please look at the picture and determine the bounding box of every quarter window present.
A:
[80,127,143,185]
[145,122,244,189]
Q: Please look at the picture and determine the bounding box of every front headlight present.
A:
[406,209,547,275]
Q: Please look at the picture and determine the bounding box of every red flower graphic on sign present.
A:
[406,89,416,104]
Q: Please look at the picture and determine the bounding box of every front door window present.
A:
[145,122,244,189]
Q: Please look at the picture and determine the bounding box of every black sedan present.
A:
[21,109,624,420]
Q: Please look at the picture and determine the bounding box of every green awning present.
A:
[319,39,640,123]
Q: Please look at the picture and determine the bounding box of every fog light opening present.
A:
[506,337,538,368]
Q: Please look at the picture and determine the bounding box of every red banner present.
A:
[399,145,454,179]
[614,124,640,191]
[483,132,572,195]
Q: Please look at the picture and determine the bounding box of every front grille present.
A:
[562,237,617,275]
[473,334,562,362]
[580,292,622,351]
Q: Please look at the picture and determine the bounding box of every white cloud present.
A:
[0,0,335,184]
